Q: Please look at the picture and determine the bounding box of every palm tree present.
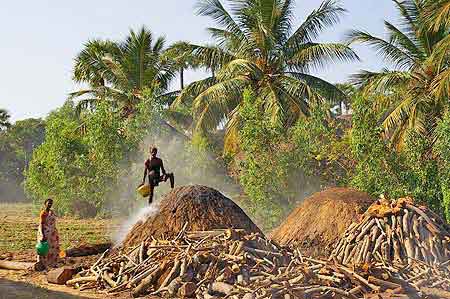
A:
[171,0,358,151]
[348,0,449,145]
[0,109,11,131]
[71,27,176,117]
[424,0,450,102]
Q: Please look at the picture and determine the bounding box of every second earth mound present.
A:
[270,187,374,256]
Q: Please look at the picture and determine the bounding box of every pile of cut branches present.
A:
[331,197,450,266]
[68,227,450,298]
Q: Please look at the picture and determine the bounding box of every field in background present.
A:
[0,203,117,256]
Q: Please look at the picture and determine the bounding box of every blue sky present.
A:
[1,0,398,121]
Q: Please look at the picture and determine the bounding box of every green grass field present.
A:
[0,203,116,255]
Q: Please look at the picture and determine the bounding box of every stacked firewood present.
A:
[67,226,450,298]
[330,197,450,266]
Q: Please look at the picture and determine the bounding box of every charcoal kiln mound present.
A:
[270,187,374,256]
[123,185,262,247]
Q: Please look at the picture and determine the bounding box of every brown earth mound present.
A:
[123,185,261,247]
[270,187,374,256]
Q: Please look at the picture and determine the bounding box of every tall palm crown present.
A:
[348,0,449,145]
[171,0,358,149]
[71,27,175,116]
[0,109,11,131]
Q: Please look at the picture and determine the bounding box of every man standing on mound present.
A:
[141,146,174,204]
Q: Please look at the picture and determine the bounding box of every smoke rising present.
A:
[109,126,242,243]
[112,202,160,246]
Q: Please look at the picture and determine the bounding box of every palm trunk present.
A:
[180,67,184,90]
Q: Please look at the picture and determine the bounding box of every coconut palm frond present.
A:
[346,30,416,69]
[287,42,359,72]
[424,0,450,32]
[193,76,250,131]
[384,21,423,61]
[287,0,346,47]
[350,69,411,93]
[172,77,217,109]
[288,72,346,103]
[196,0,246,39]
[431,68,450,100]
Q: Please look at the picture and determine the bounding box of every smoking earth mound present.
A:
[123,185,262,247]
[270,187,374,257]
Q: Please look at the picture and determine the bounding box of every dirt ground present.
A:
[0,270,101,299]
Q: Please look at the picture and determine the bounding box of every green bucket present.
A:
[36,241,49,256]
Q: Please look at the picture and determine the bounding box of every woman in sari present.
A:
[36,198,60,269]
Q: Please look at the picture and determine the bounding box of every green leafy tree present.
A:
[0,118,45,202]
[71,27,176,117]
[25,90,164,217]
[238,89,288,229]
[172,0,358,153]
[289,103,351,185]
[348,0,449,146]
[435,113,450,220]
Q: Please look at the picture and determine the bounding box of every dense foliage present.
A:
[238,90,287,228]
[0,118,45,202]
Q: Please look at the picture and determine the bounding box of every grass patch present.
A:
[0,203,117,254]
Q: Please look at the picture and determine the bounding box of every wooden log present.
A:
[345,244,359,265]
[178,282,197,298]
[368,276,401,290]
[393,237,402,263]
[421,287,450,299]
[209,282,234,295]
[47,267,76,285]
[356,219,375,242]
[167,277,182,295]
[411,214,420,239]
[132,262,166,298]
[158,259,181,290]
[0,260,35,271]
[102,271,117,288]
[64,243,111,257]
[304,286,358,299]
[391,215,397,232]
[406,204,442,235]
[66,276,97,286]
[370,225,380,243]
[396,215,404,241]
[342,244,354,264]
[402,209,410,237]
[138,241,145,264]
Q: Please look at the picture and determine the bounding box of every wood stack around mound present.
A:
[330,197,450,266]
[68,226,450,298]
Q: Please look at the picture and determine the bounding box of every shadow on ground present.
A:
[0,278,89,299]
